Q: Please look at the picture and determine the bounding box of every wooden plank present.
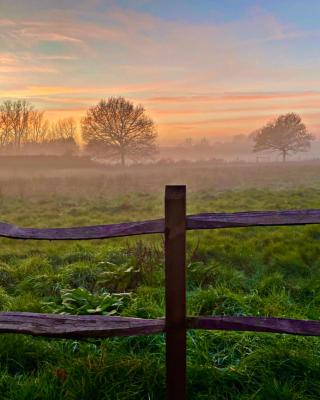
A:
[187,209,320,230]
[0,312,165,338]
[188,316,320,336]
[165,185,187,400]
[2,313,320,339]
[1,209,320,241]
[0,219,164,240]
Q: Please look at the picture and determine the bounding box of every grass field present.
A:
[1,160,320,399]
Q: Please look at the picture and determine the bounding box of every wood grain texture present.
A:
[1,209,320,240]
[187,209,320,230]
[188,316,320,336]
[165,185,187,400]
[0,312,165,338]
[0,219,164,240]
[1,313,320,338]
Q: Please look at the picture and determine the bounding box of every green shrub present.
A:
[258,272,285,294]
[189,288,249,316]
[188,261,247,290]
[9,293,43,312]
[60,262,101,291]
[0,286,12,310]
[0,262,16,289]
[96,262,142,292]
[122,287,164,318]
[13,256,53,280]
[43,287,131,315]
[17,273,63,297]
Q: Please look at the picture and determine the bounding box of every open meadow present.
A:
[1,159,320,399]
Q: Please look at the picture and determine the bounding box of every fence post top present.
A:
[165,185,186,199]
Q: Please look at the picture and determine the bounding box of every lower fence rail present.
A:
[1,312,320,338]
[0,312,165,338]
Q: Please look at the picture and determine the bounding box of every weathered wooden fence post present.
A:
[165,185,187,400]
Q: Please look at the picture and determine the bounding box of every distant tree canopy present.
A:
[46,117,78,156]
[253,113,314,161]
[49,117,77,141]
[0,100,78,155]
[81,97,158,166]
[0,100,33,151]
[3,99,315,163]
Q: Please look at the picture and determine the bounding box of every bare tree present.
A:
[0,100,33,152]
[253,113,314,161]
[0,104,12,149]
[0,101,80,155]
[81,97,158,166]
[49,117,77,141]
[47,118,78,156]
[28,110,49,144]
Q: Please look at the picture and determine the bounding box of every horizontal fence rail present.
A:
[1,209,320,240]
[187,209,320,230]
[0,313,165,338]
[1,313,320,338]
[188,316,320,336]
[0,219,164,240]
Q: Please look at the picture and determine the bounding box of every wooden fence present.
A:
[1,185,320,399]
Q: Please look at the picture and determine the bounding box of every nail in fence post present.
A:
[165,185,187,400]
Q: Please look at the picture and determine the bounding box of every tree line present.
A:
[0,96,315,163]
[0,100,78,156]
[0,97,157,164]
[182,113,314,162]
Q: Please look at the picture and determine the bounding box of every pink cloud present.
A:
[0,65,57,73]
[1,5,320,141]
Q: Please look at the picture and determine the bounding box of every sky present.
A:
[1,0,320,143]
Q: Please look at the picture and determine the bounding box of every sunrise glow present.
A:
[1,0,320,143]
